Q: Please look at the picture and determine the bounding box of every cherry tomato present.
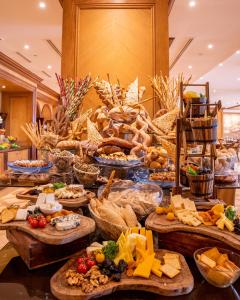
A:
[27,216,33,223]
[86,259,96,269]
[30,219,39,228]
[38,219,47,228]
[77,257,86,264]
[77,263,88,274]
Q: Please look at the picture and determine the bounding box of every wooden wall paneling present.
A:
[62,0,169,116]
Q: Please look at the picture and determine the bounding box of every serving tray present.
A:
[146,213,240,251]
[16,189,95,208]
[50,249,194,300]
[0,215,95,245]
[7,162,53,174]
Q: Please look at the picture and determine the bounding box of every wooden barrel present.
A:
[183,119,194,144]
[187,173,214,198]
[190,118,218,144]
[183,97,207,117]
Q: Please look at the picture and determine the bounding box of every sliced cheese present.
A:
[200,254,216,268]
[146,230,154,255]
[14,209,28,221]
[163,257,181,270]
[133,253,155,279]
[140,227,146,236]
[160,264,180,278]
[131,227,139,234]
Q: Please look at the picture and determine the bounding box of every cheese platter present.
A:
[146,213,240,251]
[16,184,95,208]
[51,227,194,300]
[0,214,95,245]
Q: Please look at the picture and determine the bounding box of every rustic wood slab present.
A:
[0,215,95,245]
[6,229,94,269]
[16,189,95,208]
[146,213,240,251]
[50,249,194,300]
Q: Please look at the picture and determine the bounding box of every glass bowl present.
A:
[194,247,240,288]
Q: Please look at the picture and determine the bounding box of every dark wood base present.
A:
[6,229,94,270]
[156,231,240,256]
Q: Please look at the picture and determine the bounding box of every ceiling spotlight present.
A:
[24,44,30,50]
[236,50,240,54]
[218,63,223,67]
[208,44,214,49]
[39,1,46,9]
[188,65,192,69]
[189,1,196,7]
[237,78,240,81]
[199,77,204,80]
[1,85,6,89]
[47,65,52,69]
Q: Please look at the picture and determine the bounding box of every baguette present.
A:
[56,140,81,150]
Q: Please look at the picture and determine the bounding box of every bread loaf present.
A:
[98,206,127,227]
[56,140,80,150]
[121,205,138,227]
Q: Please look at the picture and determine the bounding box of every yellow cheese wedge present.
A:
[140,228,146,236]
[133,253,155,279]
[146,230,154,255]
[160,264,180,278]
[131,227,139,234]
[151,268,162,278]
[200,254,216,268]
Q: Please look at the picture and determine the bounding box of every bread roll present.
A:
[121,205,138,227]
[98,206,127,227]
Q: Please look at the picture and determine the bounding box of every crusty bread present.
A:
[56,140,81,150]
[121,204,138,227]
[98,206,127,227]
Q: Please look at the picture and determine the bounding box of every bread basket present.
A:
[73,164,100,185]
[88,204,127,240]
[50,151,74,173]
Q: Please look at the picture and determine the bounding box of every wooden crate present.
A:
[6,229,94,270]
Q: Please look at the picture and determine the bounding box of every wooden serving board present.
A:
[50,249,194,300]
[146,213,240,251]
[0,215,95,245]
[16,189,95,208]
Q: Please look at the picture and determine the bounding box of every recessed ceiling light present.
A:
[236,50,240,54]
[188,65,192,69]
[199,77,204,80]
[189,1,196,7]
[218,63,223,67]
[237,78,240,81]
[47,65,52,69]
[39,1,46,9]
[208,44,214,49]
[1,85,6,89]
[24,44,30,50]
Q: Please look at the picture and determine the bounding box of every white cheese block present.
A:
[55,220,80,231]
[14,209,28,221]
[36,193,46,205]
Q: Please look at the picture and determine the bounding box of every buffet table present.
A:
[0,246,239,300]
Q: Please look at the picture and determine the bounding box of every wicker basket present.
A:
[88,205,127,240]
[50,152,74,173]
[183,97,207,117]
[187,173,214,198]
[73,164,100,185]
[190,118,218,144]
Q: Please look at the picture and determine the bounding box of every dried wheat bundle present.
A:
[87,117,103,144]
[150,73,191,111]
[21,122,44,149]
[153,107,179,135]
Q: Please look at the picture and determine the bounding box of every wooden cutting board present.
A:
[0,215,95,245]
[16,189,95,208]
[146,213,240,251]
[50,249,194,300]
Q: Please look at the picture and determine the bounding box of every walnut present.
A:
[65,269,75,278]
[90,279,99,287]
[98,275,109,284]
[67,277,79,286]
[81,282,94,293]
